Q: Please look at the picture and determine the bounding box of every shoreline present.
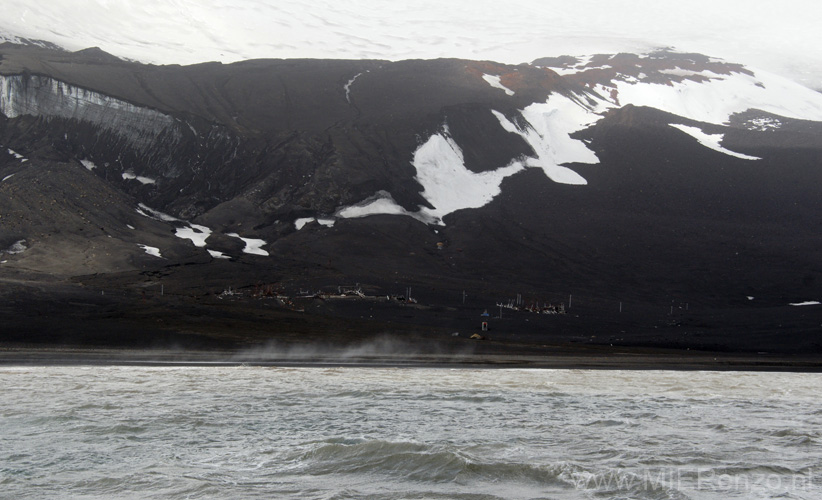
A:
[3,345,822,372]
[3,278,821,373]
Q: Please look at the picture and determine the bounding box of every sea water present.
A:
[1,367,819,499]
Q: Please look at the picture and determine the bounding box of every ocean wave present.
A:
[298,439,571,487]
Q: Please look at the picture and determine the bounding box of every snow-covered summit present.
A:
[2,0,822,91]
[538,52,822,126]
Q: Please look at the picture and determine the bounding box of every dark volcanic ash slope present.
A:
[1,44,821,351]
[0,45,575,271]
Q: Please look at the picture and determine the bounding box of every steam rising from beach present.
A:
[231,335,477,365]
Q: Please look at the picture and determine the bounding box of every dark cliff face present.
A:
[0,43,820,321]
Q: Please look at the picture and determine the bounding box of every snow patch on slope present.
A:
[137,203,179,222]
[482,74,515,96]
[122,172,157,185]
[413,130,524,224]
[137,244,162,258]
[338,97,598,225]
[227,233,269,256]
[208,249,231,259]
[80,159,97,171]
[3,239,27,255]
[492,94,599,185]
[175,224,212,247]
[337,191,432,224]
[669,124,760,160]
[745,116,783,131]
[135,203,268,257]
[612,69,822,126]
[295,217,335,230]
[344,71,367,103]
[546,55,594,75]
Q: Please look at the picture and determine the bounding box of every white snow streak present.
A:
[789,301,821,307]
[208,249,231,259]
[137,244,162,258]
[294,217,314,230]
[482,74,515,96]
[227,233,269,256]
[295,217,336,230]
[344,72,365,103]
[669,124,760,160]
[136,203,179,222]
[122,172,157,185]
[337,191,432,224]
[2,174,14,182]
[80,159,97,171]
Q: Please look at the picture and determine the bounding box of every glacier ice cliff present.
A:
[0,74,181,149]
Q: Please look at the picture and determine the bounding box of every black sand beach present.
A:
[2,273,820,371]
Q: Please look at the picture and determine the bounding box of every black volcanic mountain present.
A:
[1,44,820,356]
